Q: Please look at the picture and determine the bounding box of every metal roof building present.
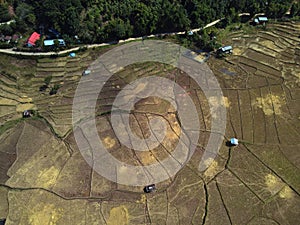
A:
[254,17,268,24]
[43,39,65,46]
[220,45,233,53]
[230,138,239,146]
[27,32,40,46]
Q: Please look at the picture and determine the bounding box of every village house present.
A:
[4,35,11,43]
[82,70,91,76]
[43,39,66,47]
[217,45,233,56]
[27,32,40,47]
[253,16,268,26]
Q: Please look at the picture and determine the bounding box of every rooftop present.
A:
[44,39,65,46]
[258,17,268,22]
[220,45,233,52]
[27,32,40,46]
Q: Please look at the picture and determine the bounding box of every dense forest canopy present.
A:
[0,0,298,44]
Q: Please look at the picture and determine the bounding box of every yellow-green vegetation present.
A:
[107,206,129,225]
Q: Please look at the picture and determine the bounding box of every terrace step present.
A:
[257,31,279,42]
[269,24,300,36]
[271,30,299,44]
[67,57,82,62]
[63,72,82,79]
[64,67,82,73]
[0,76,18,88]
[36,67,66,72]
[65,61,83,68]
[0,85,22,99]
[50,76,65,83]
[37,57,69,63]
[47,104,73,111]
[248,43,279,58]
[0,71,18,80]
[0,93,21,103]
[35,72,66,78]
[238,55,281,78]
[244,49,277,67]
[274,38,292,49]
[37,62,67,68]
[0,112,20,125]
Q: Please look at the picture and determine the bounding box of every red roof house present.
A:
[27,32,40,46]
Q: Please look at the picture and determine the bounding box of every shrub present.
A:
[49,84,60,95]
[0,42,13,49]
[44,76,52,86]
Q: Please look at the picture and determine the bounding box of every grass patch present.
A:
[0,118,23,135]
[0,54,36,76]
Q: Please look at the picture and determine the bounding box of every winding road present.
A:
[0,19,15,26]
[0,13,253,56]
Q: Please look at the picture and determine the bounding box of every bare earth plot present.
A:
[0,21,300,225]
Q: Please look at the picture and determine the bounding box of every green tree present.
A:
[15,17,27,33]
[229,8,240,23]
[53,39,60,52]
[159,1,190,32]
[16,3,35,26]
[104,18,132,40]
[35,38,42,48]
[50,84,60,95]
[0,3,10,22]
[26,0,83,36]
[44,76,52,86]
[229,0,247,12]
[266,1,290,18]
[27,13,36,25]
[190,3,212,28]
[247,1,261,17]
[0,23,13,35]
[130,2,158,36]
[195,29,214,51]
[63,6,80,35]
[290,2,300,17]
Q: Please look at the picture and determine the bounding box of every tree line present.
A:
[0,0,298,44]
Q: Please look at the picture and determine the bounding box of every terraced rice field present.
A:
[0,21,299,225]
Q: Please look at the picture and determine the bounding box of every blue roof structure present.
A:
[230,138,239,146]
[258,17,268,22]
[69,52,76,57]
[44,40,54,46]
[221,46,233,52]
[254,17,268,24]
[82,70,91,76]
[44,39,65,46]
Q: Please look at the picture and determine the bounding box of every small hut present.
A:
[253,17,268,26]
[216,46,233,57]
[82,70,91,76]
[27,32,40,47]
[230,138,239,146]
[23,110,31,118]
